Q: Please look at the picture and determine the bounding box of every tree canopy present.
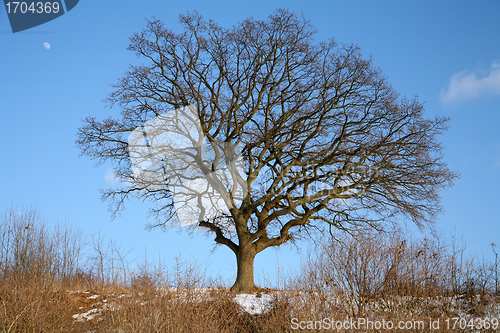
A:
[77,9,458,291]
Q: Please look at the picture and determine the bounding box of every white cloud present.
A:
[104,168,120,185]
[440,62,500,104]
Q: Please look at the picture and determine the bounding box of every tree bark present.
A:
[231,242,257,292]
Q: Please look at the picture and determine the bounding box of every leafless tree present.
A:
[76,9,458,291]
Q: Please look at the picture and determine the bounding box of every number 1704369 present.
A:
[5,2,60,14]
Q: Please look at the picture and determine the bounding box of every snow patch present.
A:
[234,293,275,315]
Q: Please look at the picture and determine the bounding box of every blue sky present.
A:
[1,0,500,286]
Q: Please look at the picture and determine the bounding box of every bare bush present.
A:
[285,227,499,320]
[0,207,84,286]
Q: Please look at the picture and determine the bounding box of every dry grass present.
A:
[1,207,498,332]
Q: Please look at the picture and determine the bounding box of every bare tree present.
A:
[76,9,458,291]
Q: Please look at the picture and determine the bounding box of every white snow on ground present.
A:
[72,308,101,322]
[66,290,90,294]
[72,301,122,322]
[234,293,275,315]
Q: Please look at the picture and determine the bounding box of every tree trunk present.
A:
[231,243,257,292]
